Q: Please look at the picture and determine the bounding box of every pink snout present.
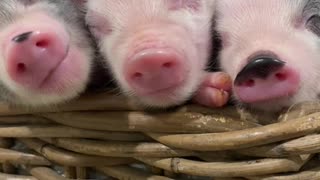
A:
[234,56,300,103]
[125,50,186,95]
[5,28,69,90]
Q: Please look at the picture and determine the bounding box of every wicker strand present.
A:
[29,167,68,180]
[236,134,320,157]
[19,138,135,167]
[146,112,320,151]
[96,166,174,180]
[247,167,320,180]
[0,147,50,165]
[0,125,149,141]
[41,111,259,133]
[41,138,194,158]
[0,172,37,180]
[136,154,312,177]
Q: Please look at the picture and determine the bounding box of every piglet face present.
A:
[86,0,215,108]
[216,0,320,111]
[0,0,93,106]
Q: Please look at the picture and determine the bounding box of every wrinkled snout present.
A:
[125,50,186,95]
[5,27,69,90]
[234,55,300,103]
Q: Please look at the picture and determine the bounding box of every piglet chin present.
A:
[244,98,294,112]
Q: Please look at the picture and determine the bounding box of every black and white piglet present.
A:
[0,0,94,106]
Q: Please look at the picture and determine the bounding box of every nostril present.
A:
[245,79,255,87]
[17,63,26,73]
[235,55,286,86]
[133,72,143,79]
[163,62,173,68]
[275,73,287,81]
[239,79,255,87]
[35,40,49,48]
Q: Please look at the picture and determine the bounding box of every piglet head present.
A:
[216,0,320,112]
[86,0,215,108]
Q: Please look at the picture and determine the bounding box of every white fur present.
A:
[86,0,215,107]
[216,0,320,111]
[0,1,93,106]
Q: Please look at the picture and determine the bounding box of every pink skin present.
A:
[86,0,229,108]
[5,27,69,91]
[216,0,320,111]
[235,67,300,103]
[125,49,186,95]
[193,72,232,108]
[0,13,90,105]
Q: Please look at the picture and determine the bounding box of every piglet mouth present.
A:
[38,45,70,89]
[143,79,186,96]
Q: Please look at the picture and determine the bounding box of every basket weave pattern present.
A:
[0,92,320,179]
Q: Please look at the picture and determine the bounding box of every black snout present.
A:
[235,56,285,86]
[12,31,33,43]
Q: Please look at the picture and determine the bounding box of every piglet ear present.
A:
[167,0,201,11]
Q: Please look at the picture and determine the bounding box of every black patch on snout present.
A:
[235,56,285,86]
[12,31,33,43]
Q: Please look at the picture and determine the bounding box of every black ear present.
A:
[304,0,320,36]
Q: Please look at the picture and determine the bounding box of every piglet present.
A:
[0,0,94,106]
[85,0,231,108]
[216,0,320,112]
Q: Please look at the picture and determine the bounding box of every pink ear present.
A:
[168,0,201,11]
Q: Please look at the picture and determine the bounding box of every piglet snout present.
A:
[5,28,69,89]
[125,50,186,95]
[234,55,300,103]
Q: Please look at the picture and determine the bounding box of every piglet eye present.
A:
[306,15,320,36]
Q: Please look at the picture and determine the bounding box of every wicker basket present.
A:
[0,92,320,180]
